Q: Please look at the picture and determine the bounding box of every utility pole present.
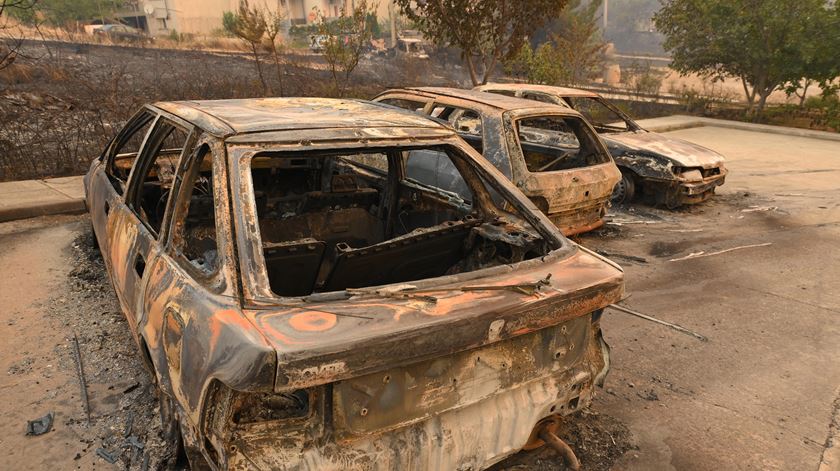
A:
[603,0,608,30]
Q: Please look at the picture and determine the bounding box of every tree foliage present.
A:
[654,0,835,116]
[315,0,376,96]
[506,0,605,86]
[394,0,569,86]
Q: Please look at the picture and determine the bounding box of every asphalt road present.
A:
[0,125,838,470]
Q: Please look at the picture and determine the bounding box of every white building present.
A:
[122,0,393,37]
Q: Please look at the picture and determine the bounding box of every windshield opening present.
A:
[565,97,631,133]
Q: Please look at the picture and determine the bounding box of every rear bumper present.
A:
[223,318,609,471]
[232,371,594,470]
[546,199,610,236]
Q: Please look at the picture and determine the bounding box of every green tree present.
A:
[547,0,607,85]
[36,0,121,25]
[654,0,829,117]
[315,0,376,96]
[784,3,840,106]
[505,42,564,85]
[222,11,237,36]
[394,0,569,86]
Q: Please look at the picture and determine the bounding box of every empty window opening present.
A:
[172,145,219,274]
[565,97,630,133]
[517,115,610,173]
[108,111,155,193]
[247,146,548,297]
[130,120,191,237]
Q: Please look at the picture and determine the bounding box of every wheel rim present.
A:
[611,177,627,203]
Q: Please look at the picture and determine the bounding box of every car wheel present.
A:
[611,170,635,205]
[159,393,212,469]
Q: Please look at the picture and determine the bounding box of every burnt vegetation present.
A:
[0,40,460,182]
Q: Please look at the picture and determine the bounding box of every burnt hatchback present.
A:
[374,87,621,236]
[476,83,728,208]
[84,98,623,470]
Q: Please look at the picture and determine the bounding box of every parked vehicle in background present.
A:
[374,87,621,236]
[395,37,430,59]
[476,83,728,208]
[309,34,328,53]
[84,97,623,470]
[93,24,149,43]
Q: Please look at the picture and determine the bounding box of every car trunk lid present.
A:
[242,247,623,391]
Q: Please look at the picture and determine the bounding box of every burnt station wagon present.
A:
[476,83,728,208]
[84,98,624,470]
[373,87,621,236]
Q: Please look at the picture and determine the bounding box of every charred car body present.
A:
[373,88,621,236]
[476,83,728,208]
[84,98,623,470]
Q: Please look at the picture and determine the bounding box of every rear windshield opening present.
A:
[248,146,549,297]
[517,115,611,173]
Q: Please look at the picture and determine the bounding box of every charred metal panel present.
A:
[332,317,590,435]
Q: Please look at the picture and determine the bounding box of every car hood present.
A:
[604,131,725,168]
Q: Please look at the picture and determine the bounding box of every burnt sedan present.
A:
[84,98,623,470]
[476,83,728,208]
[374,87,621,236]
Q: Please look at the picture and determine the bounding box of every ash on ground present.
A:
[49,227,179,470]
[493,411,634,471]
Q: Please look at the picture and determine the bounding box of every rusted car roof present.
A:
[477,83,600,98]
[404,87,585,115]
[152,98,446,137]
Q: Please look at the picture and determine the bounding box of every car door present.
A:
[89,110,157,266]
[109,114,194,334]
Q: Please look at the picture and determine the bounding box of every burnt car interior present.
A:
[128,120,190,236]
[516,116,611,172]
[248,146,549,297]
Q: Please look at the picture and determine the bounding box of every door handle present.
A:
[134,252,146,278]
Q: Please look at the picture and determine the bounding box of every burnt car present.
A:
[373,87,621,236]
[475,83,728,208]
[84,98,623,470]
[94,23,149,43]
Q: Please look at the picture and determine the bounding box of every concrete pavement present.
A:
[580,124,840,470]
[0,176,85,222]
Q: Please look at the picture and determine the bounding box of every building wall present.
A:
[140,0,393,37]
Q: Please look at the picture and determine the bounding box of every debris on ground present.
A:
[489,412,635,471]
[41,227,175,469]
[608,304,708,342]
[741,205,778,212]
[595,250,648,265]
[669,242,773,262]
[25,412,54,436]
[95,447,119,464]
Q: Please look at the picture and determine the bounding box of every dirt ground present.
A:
[0,125,838,470]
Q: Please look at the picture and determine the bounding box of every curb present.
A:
[0,176,87,223]
[0,200,86,223]
[639,115,840,142]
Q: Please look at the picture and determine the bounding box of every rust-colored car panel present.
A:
[84,97,624,470]
[373,87,622,236]
[476,83,728,208]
